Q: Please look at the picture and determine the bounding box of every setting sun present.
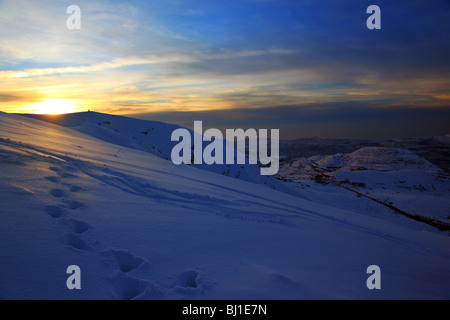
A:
[28,98,83,115]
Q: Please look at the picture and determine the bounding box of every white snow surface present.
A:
[0,112,449,300]
[278,147,450,223]
[22,112,279,189]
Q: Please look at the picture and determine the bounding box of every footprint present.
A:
[49,188,65,198]
[44,176,59,183]
[173,270,199,289]
[63,233,89,251]
[66,200,86,210]
[67,219,89,234]
[62,183,83,192]
[114,275,142,300]
[49,166,76,178]
[113,274,161,300]
[63,165,78,173]
[57,172,75,179]
[108,249,146,273]
[69,185,82,193]
[45,205,63,218]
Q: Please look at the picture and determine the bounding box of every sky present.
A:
[0,0,449,140]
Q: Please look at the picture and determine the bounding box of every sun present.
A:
[29,98,82,115]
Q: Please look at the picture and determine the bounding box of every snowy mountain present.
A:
[1,111,450,300]
[384,135,450,173]
[22,112,284,190]
[277,147,450,226]
[279,137,380,159]
[279,134,450,173]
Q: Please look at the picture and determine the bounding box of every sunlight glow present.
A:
[28,99,83,115]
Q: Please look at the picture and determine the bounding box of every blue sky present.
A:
[0,0,449,139]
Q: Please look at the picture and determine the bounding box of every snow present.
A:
[278,147,450,223]
[1,111,449,300]
[21,112,278,188]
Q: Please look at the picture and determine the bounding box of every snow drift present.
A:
[0,111,449,300]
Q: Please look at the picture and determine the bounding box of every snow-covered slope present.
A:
[22,112,279,188]
[1,112,450,300]
[277,147,450,224]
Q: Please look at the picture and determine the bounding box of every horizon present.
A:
[1,1,449,140]
[9,110,450,142]
[1,2,450,301]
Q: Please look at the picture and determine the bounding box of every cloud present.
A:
[133,102,450,140]
[1,48,295,79]
[3,56,157,78]
[0,93,25,102]
[0,0,196,65]
[1,0,449,139]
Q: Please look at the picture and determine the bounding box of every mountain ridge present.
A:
[1,111,449,299]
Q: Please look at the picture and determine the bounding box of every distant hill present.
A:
[21,112,280,188]
[279,134,450,173]
[277,146,450,225]
[1,111,449,299]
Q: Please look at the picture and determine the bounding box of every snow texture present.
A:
[0,111,449,300]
